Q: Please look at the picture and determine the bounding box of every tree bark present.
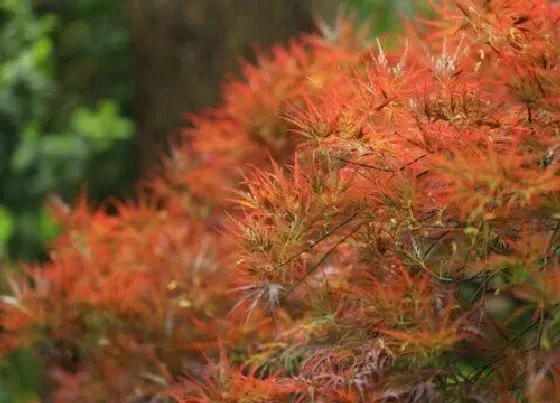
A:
[127,0,339,176]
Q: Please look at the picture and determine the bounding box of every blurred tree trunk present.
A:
[127,0,339,176]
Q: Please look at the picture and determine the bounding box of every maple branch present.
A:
[331,154,428,174]
[278,209,363,269]
[284,221,364,297]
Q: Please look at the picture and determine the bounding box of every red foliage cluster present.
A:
[3,1,560,401]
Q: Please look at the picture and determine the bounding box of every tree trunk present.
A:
[127,0,339,176]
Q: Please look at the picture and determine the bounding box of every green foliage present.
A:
[0,0,135,263]
[0,349,40,403]
[345,0,414,34]
[0,207,13,260]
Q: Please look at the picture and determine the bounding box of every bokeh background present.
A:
[0,0,413,400]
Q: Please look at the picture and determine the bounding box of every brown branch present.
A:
[331,153,428,175]
[285,222,364,297]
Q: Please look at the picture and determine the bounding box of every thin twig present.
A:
[279,209,363,269]
[285,222,364,297]
[331,153,428,175]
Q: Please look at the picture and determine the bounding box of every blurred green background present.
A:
[0,0,410,400]
[0,0,135,264]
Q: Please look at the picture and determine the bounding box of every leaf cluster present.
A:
[3,1,560,402]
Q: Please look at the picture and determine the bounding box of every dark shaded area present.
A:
[128,0,338,174]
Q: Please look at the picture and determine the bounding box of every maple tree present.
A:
[3,1,560,401]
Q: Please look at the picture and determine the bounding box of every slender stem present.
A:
[285,222,364,297]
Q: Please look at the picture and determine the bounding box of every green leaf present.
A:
[71,99,134,148]
[39,207,60,242]
[0,205,14,242]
